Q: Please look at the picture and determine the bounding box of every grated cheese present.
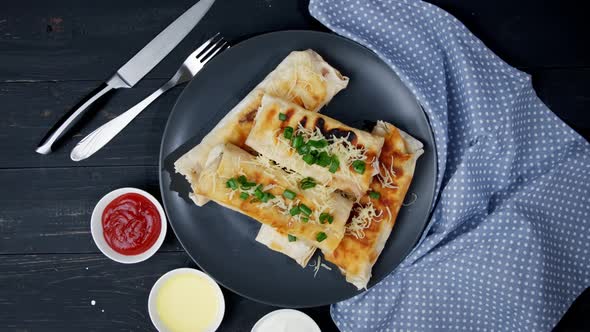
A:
[377,156,398,189]
[321,263,332,271]
[346,201,383,239]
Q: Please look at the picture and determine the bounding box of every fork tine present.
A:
[201,41,228,64]
[197,37,224,61]
[190,32,220,58]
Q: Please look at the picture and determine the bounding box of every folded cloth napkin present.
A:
[309,0,590,331]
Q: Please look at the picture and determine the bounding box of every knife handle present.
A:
[36,83,115,155]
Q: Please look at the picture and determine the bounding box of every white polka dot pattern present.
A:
[309,0,590,331]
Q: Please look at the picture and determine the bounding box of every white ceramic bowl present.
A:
[91,187,167,264]
[251,309,320,332]
[148,268,225,332]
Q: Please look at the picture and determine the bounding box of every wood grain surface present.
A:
[0,0,588,331]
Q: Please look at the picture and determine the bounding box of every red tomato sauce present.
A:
[102,193,161,255]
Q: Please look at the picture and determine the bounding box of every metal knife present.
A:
[35,0,216,155]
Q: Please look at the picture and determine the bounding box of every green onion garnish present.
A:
[308,139,328,148]
[301,217,309,223]
[329,156,340,173]
[369,191,381,199]
[289,206,300,216]
[237,175,247,184]
[300,177,317,190]
[292,135,304,149]
[302,153,316,165]
[261,192,275,203]
[327,215,334,224]
[352,160,366,174]
[278,113,287,121]
[299,204,312,216]
[283,126,294,139]
[283,189,296,200]
[316,151,331,167]
[226,178,238,190]
[297,144,310,155]
[319,212,332,224]
[239,192,249,200]
[288,234,297,242]
[316,232,327,242]
[240,181,256,190]
[254,186,264,199]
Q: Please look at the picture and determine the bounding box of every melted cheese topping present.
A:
[377,156,398,189]
[230,156,337,225]
[346,201,383,239]
[274,123,369,194]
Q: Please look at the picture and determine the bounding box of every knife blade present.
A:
[36,0,216,155]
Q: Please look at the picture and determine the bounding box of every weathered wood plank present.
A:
[0,252,338,331]
[0,0,327,82]
[0,79,175,168]
[0,165,184,254]
[0,0,587,83]
[428,0,589,69]
[0,68,587,169]
[530,68,590,139]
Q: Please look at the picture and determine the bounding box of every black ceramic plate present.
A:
[159,31,436,307]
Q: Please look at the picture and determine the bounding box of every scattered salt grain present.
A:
[91,300,96,306]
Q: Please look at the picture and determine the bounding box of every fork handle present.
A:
[70,80,176,161]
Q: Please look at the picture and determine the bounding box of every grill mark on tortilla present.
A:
[239,109,257,123]
[299,116,307,128]
[313,117,358,144]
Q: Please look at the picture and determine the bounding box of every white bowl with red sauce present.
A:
[91,187,167,264]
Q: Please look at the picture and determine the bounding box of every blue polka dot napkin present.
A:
[309,0,590,330]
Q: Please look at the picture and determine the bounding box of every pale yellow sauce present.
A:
[155,273,220,332]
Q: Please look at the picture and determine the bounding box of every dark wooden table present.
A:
[1,0,588,331]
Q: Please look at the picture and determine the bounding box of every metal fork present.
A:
[70,34,228,162]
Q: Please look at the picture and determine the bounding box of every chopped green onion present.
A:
[226,178,238,190]
[316,151,331,167]
[292,135,304,149]
[288,234,297,242]
[300,177,317,190]
[302,153,316,165]
[369,191,381,199]
[278,113,287,121]
[299,204,312,216]
[239,192,249,200]
[301,217,309,223]
[316,232,328,242]
[254,186,264,199]
[283,126,294,139]
[240,181,256,190]
[310,149,319,157]
[329,156,340,173]
[283,189,296,200]
[319,212,332,224]
[289,206,300,216]
[327,215,334,224]
[308,139,328,148]
[352,160,366,174]
[297,144,310,155]
[237,175,247,184]
[261,192,275,203]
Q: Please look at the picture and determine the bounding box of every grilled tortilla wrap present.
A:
[194,143,353,254]
[175,50,349,206]
[256,121,423,286]
[246,95,384,198]
[323,121,423,289]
